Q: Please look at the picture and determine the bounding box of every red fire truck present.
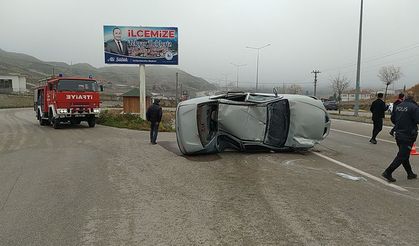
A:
[33,75,102,128]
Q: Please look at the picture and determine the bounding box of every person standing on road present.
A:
[389,93,405,136]
[369,93,388,144]
[146,99,163,145]
[382,91,419,182]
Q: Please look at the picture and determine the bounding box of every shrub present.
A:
[97,109,175,132]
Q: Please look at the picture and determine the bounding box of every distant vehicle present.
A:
[33,75,103,128]
[176,92,331,155]
[323,100,338,110]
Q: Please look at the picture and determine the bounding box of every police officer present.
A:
[389,93,405,136]
[369,93,388,144]
[382,91,419,182]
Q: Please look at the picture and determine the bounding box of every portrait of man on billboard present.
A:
[104,27,129,56]
[103,25,178,64]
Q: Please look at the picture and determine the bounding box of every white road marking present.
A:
[312,151,408,192]
[331,128,396,144]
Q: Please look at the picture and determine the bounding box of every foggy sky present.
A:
[1,0,418,92]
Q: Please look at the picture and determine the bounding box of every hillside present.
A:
[0,48,216,96]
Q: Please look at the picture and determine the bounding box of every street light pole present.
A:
[221,73,228,89]
[231,63,246,88]
[246,44,271,90]
[354,0,364,116]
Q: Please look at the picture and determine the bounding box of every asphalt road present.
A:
[1,108,419,245]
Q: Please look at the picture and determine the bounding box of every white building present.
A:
[340,89,374,102]
[0,75,27,93]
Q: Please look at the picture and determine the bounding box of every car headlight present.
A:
[57,108,68,114]
[93,108,101,113]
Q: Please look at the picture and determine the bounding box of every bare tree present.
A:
[331,74,351,114]
[287,84,303,94]
[377,65,402,100]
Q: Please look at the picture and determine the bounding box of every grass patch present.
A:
[97,109,175,132]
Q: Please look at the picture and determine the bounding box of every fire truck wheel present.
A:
[88,118,96,128]
[38,110,44,125]
[52,118,60,129]
[38,110,48,126]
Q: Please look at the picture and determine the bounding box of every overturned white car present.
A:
[176,92,331,155]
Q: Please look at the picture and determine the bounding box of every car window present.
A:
[247,94,277,102]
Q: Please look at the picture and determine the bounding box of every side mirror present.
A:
[273,87,278,97]
[100,85,104,92]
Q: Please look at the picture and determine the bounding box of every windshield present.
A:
[57,79,98,92]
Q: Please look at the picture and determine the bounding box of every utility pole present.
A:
[175,72,179,106]
[311,70,321,97]
[354,0,364,116]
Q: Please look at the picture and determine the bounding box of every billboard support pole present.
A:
[139,64,146,119]
[175,72,179,106]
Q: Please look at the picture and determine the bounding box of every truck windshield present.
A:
[57,80,98,92]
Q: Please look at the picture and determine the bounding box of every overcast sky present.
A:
[1,0,418,91]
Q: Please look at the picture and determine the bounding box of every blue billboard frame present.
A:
[104,25,178,65]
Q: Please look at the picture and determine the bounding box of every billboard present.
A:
[103,25,178,65]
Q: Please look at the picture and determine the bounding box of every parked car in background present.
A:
[323,100,338,110]
[176,92,331,155]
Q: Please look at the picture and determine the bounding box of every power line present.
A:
[322,41,419,73]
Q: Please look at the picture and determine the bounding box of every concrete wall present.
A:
[0,94,33,108]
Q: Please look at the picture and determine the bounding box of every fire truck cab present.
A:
[34,75,102,128]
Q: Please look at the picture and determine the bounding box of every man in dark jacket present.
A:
[369,93,388,144]
[146,99,163,144]
[382,91,419,182]
[389,93,405,136]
